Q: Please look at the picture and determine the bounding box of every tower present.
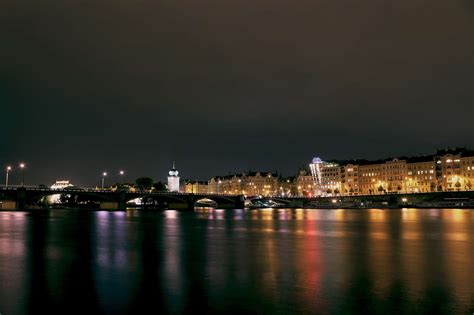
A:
[167,162,180,192]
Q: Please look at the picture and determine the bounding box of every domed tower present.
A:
[167,162,180,192]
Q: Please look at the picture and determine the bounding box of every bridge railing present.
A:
[0,185,49,190]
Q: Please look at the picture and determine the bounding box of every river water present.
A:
[0,208,473,314]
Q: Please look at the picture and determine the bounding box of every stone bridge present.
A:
[0,186,245,210]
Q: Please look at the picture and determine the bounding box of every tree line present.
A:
[111,177,167,191]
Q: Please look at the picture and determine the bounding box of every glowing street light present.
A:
[118,170,125,186]
[101,172,107,189]
[5,166,12,187]
[19,163,26,187]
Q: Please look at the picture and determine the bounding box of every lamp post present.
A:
[119,170,124,183]
[101,172,107,189]
[19,163,25,187]
[5,166,11,187]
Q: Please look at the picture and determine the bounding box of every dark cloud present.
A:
[0,0,472,186]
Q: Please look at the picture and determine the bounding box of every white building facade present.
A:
[167,163,180,192]
[49,180,74,204]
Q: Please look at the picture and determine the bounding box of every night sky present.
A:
[1,0,473,186]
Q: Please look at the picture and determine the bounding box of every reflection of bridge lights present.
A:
[164,210,178,219]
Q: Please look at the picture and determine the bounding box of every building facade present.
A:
[49,180,74,204]
[208,172,279,196]
[295,170,313,196]
[184,181,209,194]
[461,155,474,191]
[309,157,341,196]
[188,148,474,197]
[167,163,180,192]
[340,164,359,195]
[406,157,436,193]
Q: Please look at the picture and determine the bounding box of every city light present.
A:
[101,172,107,189]
[19,163,26,186]
[5,166,12,188]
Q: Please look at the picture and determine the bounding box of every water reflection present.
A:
[0,208,473,314]
[0,212,28,314]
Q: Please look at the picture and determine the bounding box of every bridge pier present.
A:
[235,196,245,209]
[15,188,27,210]
[186,194,195,211]
[99,202,125,210]
[0,201,18,210]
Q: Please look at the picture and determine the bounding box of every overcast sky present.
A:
[1,0,473,186]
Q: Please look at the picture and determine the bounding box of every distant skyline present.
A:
[1,0,473,186]
[2,146,472,188]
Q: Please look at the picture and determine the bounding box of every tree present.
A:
[349,187,354,195]
[467,181,472,190]
[334,188,340,195]
[326,188,332,194]
[112,183,132,192]
[378,185,384,193]
[455,181,461,191]
[397,185,402,192]
[153,181,168,192]
[135,177,154,191]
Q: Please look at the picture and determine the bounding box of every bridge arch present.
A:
[194,198,218,208]
[27,190,118,205]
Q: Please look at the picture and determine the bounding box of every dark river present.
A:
[0,208,473,314]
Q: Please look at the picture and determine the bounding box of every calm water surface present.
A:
[1,208,474,314]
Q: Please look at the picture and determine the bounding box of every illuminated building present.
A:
[184,181,209,194]
[406,156,437,193]
[320,163,341,195]
[295,170,313,196]
[381,158,407,193]
[49,180,74,204]
[309,157,324,195]
[344,148,472,195]
[199,147,474,197]
[167,162,180,192]
[208,171,278,196]
[341,164,359,195]
[357,159,408,194]
[278,176,296,197]
[358,163,383,195]
[309,157,341,196]
[435,148,474,191]
[460,155,474,190]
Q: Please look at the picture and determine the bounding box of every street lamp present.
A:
[5,166,11,187]
[19,163,25,187]
[101,172,107,189]
[119,170,125,185]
